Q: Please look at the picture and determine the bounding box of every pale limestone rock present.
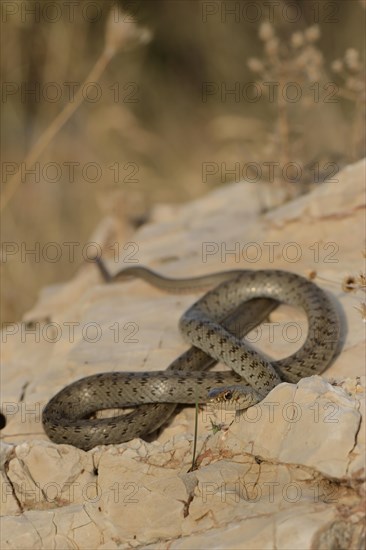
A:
[1,160,365,548]
[202,376,363,478]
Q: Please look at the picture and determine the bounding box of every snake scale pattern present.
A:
[42,261,339,450]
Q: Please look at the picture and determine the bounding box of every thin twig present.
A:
[189,397,200,472]
[1,51,112,212]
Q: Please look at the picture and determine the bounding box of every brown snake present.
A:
[42,260,339,450]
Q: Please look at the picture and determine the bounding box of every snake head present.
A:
[208,386,258,410]
[208,387,242,410]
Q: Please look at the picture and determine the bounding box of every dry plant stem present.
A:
[189,398,200,473]
[1,51,112,212]
[336,90,364,161]
[277,77,292,200]
[351,98,365,160]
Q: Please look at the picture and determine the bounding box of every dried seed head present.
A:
[344,48,361,71]
[309,48,324,68]
[247,58,264,73]
[331,59,344,73]
[342,275,356,292]
[304,25,321,43]
[307,270,317,280]
[354,302,366,322]
[265,37,279,56]
[355,273,366,290]
[307,66,321,82]
[259,22,274,42]
[104,6,152,59]
[291,31,305,48]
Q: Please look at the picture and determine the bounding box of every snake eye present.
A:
[223,391,233,401]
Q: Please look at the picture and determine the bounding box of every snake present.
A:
[42,259,340,451]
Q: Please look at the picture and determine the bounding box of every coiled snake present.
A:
[42,260,339,450]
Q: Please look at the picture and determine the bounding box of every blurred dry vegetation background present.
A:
[1,0,365,323]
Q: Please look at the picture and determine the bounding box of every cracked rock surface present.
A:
[1,160,365,549]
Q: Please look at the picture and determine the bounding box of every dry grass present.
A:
[1,0,365,322]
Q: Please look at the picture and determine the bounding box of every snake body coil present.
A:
[43,265,339,450]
